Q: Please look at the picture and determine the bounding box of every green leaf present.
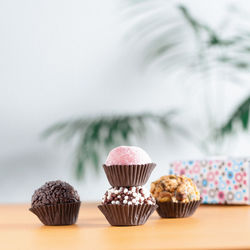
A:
[90,150,99,174]
[43,112,176,179]
[219,96,250,136]
[75,156,84,180]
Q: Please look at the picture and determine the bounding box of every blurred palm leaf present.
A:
[43,112,176,179]
[219,96,250,136]
[126,1,250,79]
[126,1,250,147]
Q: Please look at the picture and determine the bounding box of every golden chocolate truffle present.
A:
[150,175,200,203]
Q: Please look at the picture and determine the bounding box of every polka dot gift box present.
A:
[169,158,250,205]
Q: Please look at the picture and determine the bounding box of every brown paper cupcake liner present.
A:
[156,199,202,218]
[29,202,81,226]
[98,204,157,226]
[103,163,156,187]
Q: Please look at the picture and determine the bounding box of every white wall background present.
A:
[1,0,250,203]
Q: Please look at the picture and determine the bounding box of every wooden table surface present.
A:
[0,203,249,250]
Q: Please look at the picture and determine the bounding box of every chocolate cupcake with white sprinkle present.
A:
[98,186,157,226]
[102,186,155,205]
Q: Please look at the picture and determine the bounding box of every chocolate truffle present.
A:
[105,146,152,166]
[102,186,156,205]
[31,180,80,207]
[29,180,81,226]
[151,175,200,203]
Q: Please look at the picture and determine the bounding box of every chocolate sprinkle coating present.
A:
[31,180,80,207]
[102,186,155,205]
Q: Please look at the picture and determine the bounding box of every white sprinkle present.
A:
[124,188,128,193]
[132,199,136,203]
[148,201,152,205]
[111,201,115,204]
[132,192,137,197]
[128,201,132,205]
[117,195,121,199]
[131,187,136,192]
[128,191,132,194]
[116,201,120,205]
[114,190,119,194]
[124,196,128,200]
[123,200,127,204]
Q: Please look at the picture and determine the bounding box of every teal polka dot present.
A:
[235,192,242,201]
[219,180,226,190]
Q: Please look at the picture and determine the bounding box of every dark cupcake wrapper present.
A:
[29,201,81,226]
[103,163,156,187]
[98,204,157,226]
[156,199,202,218]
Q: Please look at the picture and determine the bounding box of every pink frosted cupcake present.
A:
[103,146,156,187]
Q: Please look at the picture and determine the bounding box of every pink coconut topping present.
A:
[105,146,152,166]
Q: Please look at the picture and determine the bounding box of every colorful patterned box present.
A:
[169,158,250,204]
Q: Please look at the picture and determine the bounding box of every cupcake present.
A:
[98,186,157,226]
[151,175,201,218]
[103,146,156,186]
[29,180,81,225]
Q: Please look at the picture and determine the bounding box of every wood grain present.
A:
[0,203,249,250]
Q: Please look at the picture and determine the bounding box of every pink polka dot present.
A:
[226,180,230,185]
[244,197,248,201]
[234,185,238,190]
[218,191,225,200]
[180,169,185,175]
[202,189,207,194]
[207,172,215,181]
[243,172,247,177]
[227,162,232,167]
[235,173,243,183]
[193,164,200,173]
[215,180,218,185]
[243,180,247,185]
[215,171,219,175]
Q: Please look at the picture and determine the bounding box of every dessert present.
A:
[99,186,156,226]
[101,186,155,205]
[29,180,81,225]
[103,146,156,186]
[151,175,201,218]
[105,146,152,166]
[99,145,157,226]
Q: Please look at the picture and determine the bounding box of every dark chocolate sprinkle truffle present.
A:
[31,180,80,207]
